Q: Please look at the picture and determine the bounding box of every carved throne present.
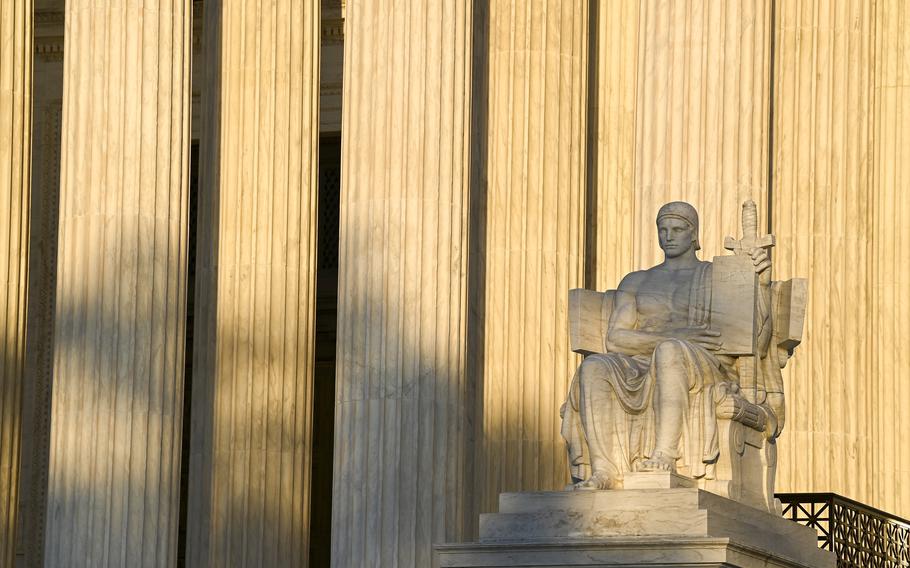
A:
[567,277,807,514]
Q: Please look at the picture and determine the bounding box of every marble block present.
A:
[621,471,697,489]
[434,489,834,568]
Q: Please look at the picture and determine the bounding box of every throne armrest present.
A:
[568,289,615,355]
[717,395,767,432]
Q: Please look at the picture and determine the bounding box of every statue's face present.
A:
[657,217,696,258]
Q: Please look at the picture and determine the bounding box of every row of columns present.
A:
[0,0,792,565]
[3,0,909,566]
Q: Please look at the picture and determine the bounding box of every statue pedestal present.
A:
[434,486,835,567]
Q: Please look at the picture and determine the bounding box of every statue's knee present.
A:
[578,357,615,392]
[654,339,685,369]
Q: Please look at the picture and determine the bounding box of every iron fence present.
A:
[777,492,910,567]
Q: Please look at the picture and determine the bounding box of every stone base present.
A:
[434,489,834,567]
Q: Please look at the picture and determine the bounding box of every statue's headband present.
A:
[656,201,701,250]
[656,212,695,226]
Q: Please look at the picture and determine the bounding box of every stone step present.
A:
[497,487,700,514]
[480,508,709,540]
[484,488,822,557]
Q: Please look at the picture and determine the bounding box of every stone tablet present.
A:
[773,278,808,354]
[710,254,757,356]
[568,289,613,356]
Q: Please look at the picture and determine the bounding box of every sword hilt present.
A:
[742,200,758,239]
[724,199,775,254]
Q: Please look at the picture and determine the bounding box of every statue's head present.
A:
[656,201,700,257]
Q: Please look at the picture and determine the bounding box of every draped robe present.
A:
[560,261,736,484]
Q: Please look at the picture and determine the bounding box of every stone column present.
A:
[633,0,772,266]
[872,0,910,518]
[331,1,473,566]
[0,1,31,564]
[43,1,191,565]
[589,0,640,291]
[772,0,910,519]
[770,0,876,508]
[185,2,320,565]
[474,0,589,516]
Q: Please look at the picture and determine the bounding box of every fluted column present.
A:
[0,1,31,563]
[872,0,910,518]
[331,1,473,566]
[771,0,877,509]
[186,2,320,565]
[633,0,771,265]
[590,0,639,290]
[43,1,191,565]
[474,0,589,516]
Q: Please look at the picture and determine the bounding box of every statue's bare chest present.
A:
[634,268,696,329]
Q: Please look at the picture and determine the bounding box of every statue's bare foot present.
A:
[636,451,677,473]
[573,471,616,490]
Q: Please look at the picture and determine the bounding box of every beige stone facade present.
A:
[0,2,32,566]
[1,0,908,566]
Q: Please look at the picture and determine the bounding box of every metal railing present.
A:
[777,493,910,567]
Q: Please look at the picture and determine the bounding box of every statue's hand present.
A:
[673,324,723,351]
[750,247,772,285]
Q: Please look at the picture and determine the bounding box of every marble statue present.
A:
[561,200,807,513]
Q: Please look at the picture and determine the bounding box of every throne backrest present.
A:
[568,279,808,358]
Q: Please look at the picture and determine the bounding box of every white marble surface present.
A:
[436,488,834,568]
[436,538,826,568]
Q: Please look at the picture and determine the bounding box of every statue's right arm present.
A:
[605,271,721,356]
[604,272,662,357]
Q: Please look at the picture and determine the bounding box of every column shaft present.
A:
[331,1,474,566]
[186,2,320,565]
[590,0,639,290]
[771,0,876,507]
[475,0,588,516]
[44,1,192,565]
[634,0,771,265]
[0,0,32,563]
[872,0,910,518]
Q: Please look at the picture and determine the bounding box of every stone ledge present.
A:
[438,489,834,568]
[434,536,828,568]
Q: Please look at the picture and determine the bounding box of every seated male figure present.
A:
[560,201,771,490]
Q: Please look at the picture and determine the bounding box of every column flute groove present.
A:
[43,1,191,565]
[0,0,32,564]
[331,1,474,566]
[186,1,320,565]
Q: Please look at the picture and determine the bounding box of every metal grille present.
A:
[318,158,340,271]
[778,493,910,567]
